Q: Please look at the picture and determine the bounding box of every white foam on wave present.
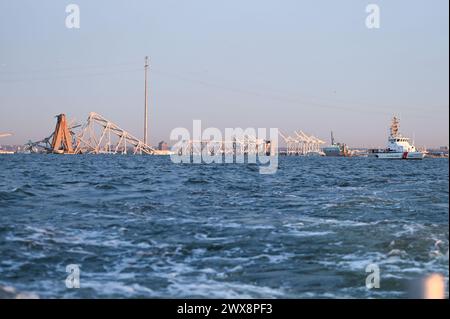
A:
[284,217,370,230]
[284,229,335,237]
[393,223,426,237]
[81,280,157,297]
[166,274,285,298]
[194,233,232,242]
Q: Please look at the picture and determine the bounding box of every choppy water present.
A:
[0,155,448,298]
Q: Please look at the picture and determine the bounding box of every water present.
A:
[0,155,448,298]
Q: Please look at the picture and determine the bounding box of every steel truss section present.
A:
[173,135,271,156]
[74,112,155,155]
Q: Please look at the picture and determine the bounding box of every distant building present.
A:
[158,141,168,151]
[0,144,21,154]
[426,146,449,158]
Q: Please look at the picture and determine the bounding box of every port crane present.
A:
[279,131,325,155]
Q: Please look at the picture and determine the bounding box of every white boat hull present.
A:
[369,151,424,159]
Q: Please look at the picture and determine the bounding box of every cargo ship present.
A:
[322,131,349,157]
[368,116,424,160]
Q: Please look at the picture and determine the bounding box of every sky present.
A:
[0,0,448,148]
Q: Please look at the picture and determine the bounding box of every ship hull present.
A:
[323,146,348,157]
[368,151,424,160]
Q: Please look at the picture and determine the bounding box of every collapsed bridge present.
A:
[26,113,156,155]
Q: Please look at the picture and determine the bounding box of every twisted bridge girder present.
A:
[74,112,155,155]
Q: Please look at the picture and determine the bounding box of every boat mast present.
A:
[144,56,149,146]
[390,116,399,138]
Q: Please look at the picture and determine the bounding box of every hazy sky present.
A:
[0,0,448,148]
